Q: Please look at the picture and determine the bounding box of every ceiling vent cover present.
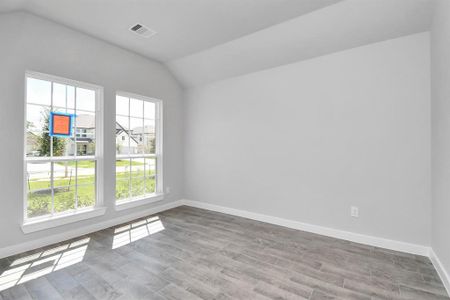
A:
[130,24,157,38]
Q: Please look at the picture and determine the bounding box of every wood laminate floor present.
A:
[0,206,448,300]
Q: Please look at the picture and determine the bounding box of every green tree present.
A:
[38,110,66,156]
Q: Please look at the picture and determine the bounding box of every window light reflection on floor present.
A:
[112,216,164,249]
[0,237,90,291]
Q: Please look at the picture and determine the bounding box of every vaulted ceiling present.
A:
[0,0,434,87]
[0,0,341,61]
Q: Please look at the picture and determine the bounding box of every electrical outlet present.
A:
[350,206,359,218]
[166,187,171,194]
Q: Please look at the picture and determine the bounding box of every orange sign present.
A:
[50,113,73,137]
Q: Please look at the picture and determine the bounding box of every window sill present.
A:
[115,193,164,211]
[22,207,106,234]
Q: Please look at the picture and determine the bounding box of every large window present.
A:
[25,72,101,220]
[115,93,162,204]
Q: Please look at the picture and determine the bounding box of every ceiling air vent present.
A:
[130,23,157,38]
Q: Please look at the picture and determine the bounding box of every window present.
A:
[25,72,102,221]
[115,92,162,205]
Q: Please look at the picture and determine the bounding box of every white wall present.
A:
[184,33,431,246]
[431,0,450,278]
[0,12,184,250]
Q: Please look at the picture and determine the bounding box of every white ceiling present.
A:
[0,0,342,62]
[0,0,434,88]
[168,0,434,87]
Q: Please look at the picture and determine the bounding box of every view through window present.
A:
[25,73,99,219]
[115,94,161,203]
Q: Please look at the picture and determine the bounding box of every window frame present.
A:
[115,91,164,210]
[22,71,105,232]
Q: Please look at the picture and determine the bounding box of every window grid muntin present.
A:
[25,74,98,220]
[116,94,160,203]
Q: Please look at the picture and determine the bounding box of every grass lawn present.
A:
[56,160,144,168]
[27,171,155,218]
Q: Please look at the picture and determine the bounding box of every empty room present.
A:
[0,0,449,299]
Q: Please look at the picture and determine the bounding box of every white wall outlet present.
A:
[166,187,171,194]
[350,206,359,218]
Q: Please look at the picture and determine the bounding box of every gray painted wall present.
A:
[184,33,431,246]
[431,0,450,277]
[0,12,184,249]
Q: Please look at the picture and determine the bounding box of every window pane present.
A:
[77,160,96,186]
[116,116,129,155]
[27,78,51,106]
[145,158,156,194]
[53,107,75,117]
[116,96,129,116]
[52,160,76,213]
[67,86,75,109]
[116,179,130,201]
[145,158,156,177]
[26,131,43,157]
[53,83,66,108]
[48,108,75,156]
[145,177,155,194]
[26,105,50,157]
[52,108,76,157]
[116,160,131,178]
[130,117,143,154]
[27,162,52,218]
[28,193,52,218]
[77,185,95,208]
[27,104,49,134]
[130,98,143,118]
[52,136,73,157]
[53,187,75,213]
[76,87,95,112]
[75,112,95,156]
[131,177,145,198]
[144,101,155,119]
[116,115,129,131]
[116,158,130,201]
[131,158,145,178]
[144,119,155,154]
[53,161,76,187]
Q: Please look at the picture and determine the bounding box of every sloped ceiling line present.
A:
[0,0,433,88]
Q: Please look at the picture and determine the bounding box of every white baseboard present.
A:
[0,200,184,260]
[180,199,430,256]
[429,249,450,296]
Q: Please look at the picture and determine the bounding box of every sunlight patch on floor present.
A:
[0,237,90,291]
[112,216,164,249]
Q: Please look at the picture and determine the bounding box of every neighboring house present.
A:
[27,114,154,156]
[116,124,139,155]
[72,114,96,155]
[26,132,40,156]
[115,121,156,154]
[131,125,156,154]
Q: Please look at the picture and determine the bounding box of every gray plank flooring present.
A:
[0,206,448,300]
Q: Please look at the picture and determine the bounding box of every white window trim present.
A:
[22,71,105,233]
[21,207,106,234]
[114,193,164,211]
[115,91,164,210]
